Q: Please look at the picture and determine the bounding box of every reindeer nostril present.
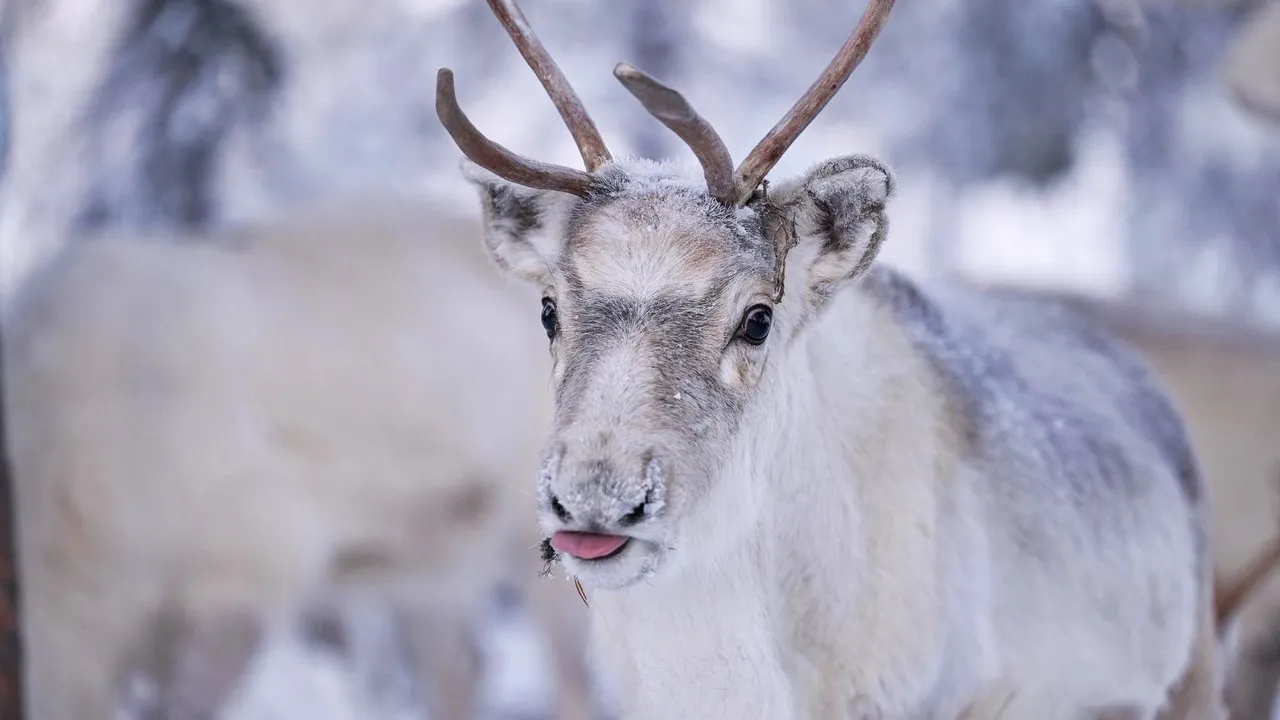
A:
[620,502,646,527]
[549,494,572,522]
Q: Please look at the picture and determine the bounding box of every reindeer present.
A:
[434,1,1225,717]
[1,194,590,720]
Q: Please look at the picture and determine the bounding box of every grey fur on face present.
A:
[465,155,896,587]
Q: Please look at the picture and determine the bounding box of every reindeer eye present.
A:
[738,305,773,345]
[540,297,559,339]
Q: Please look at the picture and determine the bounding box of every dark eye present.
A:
[738,305,772,345]
[540,297,559,340]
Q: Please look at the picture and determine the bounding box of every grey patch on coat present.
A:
[860,264,1206,573]
[550,288,743,439]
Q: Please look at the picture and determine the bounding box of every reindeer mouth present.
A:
[549,531,631,561]
[539,533,664,592]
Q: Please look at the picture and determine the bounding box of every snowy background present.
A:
[424,0,1280,337]
[3,0,1280,332]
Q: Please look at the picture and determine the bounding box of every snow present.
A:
[4,0,1280,334]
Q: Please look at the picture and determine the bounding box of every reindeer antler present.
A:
[483,0,611,171]
[437,70,594,195]
[435,0,610,197]
[438,0,897,205]
[613,63,736,206]
[733,0,896,204]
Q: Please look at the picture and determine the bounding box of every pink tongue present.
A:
[551,531,629,560]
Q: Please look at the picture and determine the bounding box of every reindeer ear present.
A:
[770,155,894,312]
[461,161,577,286]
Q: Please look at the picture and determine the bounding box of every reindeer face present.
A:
[470,162,781,587]
[438,0,896,588]
[548,168,779,588]
[467,157,892,589]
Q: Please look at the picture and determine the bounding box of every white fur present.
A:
[584,295,989,719]
[466,156,1224,720]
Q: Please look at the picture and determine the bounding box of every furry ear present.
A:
[769,155,895,313]
[461,161,578,287]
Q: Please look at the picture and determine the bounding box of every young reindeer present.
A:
[437,1,1223,718]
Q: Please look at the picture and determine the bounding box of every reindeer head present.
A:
[438,0,896,590]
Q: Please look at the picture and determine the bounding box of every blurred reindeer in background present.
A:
[4,195,572,720]
[0,0,610,718]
